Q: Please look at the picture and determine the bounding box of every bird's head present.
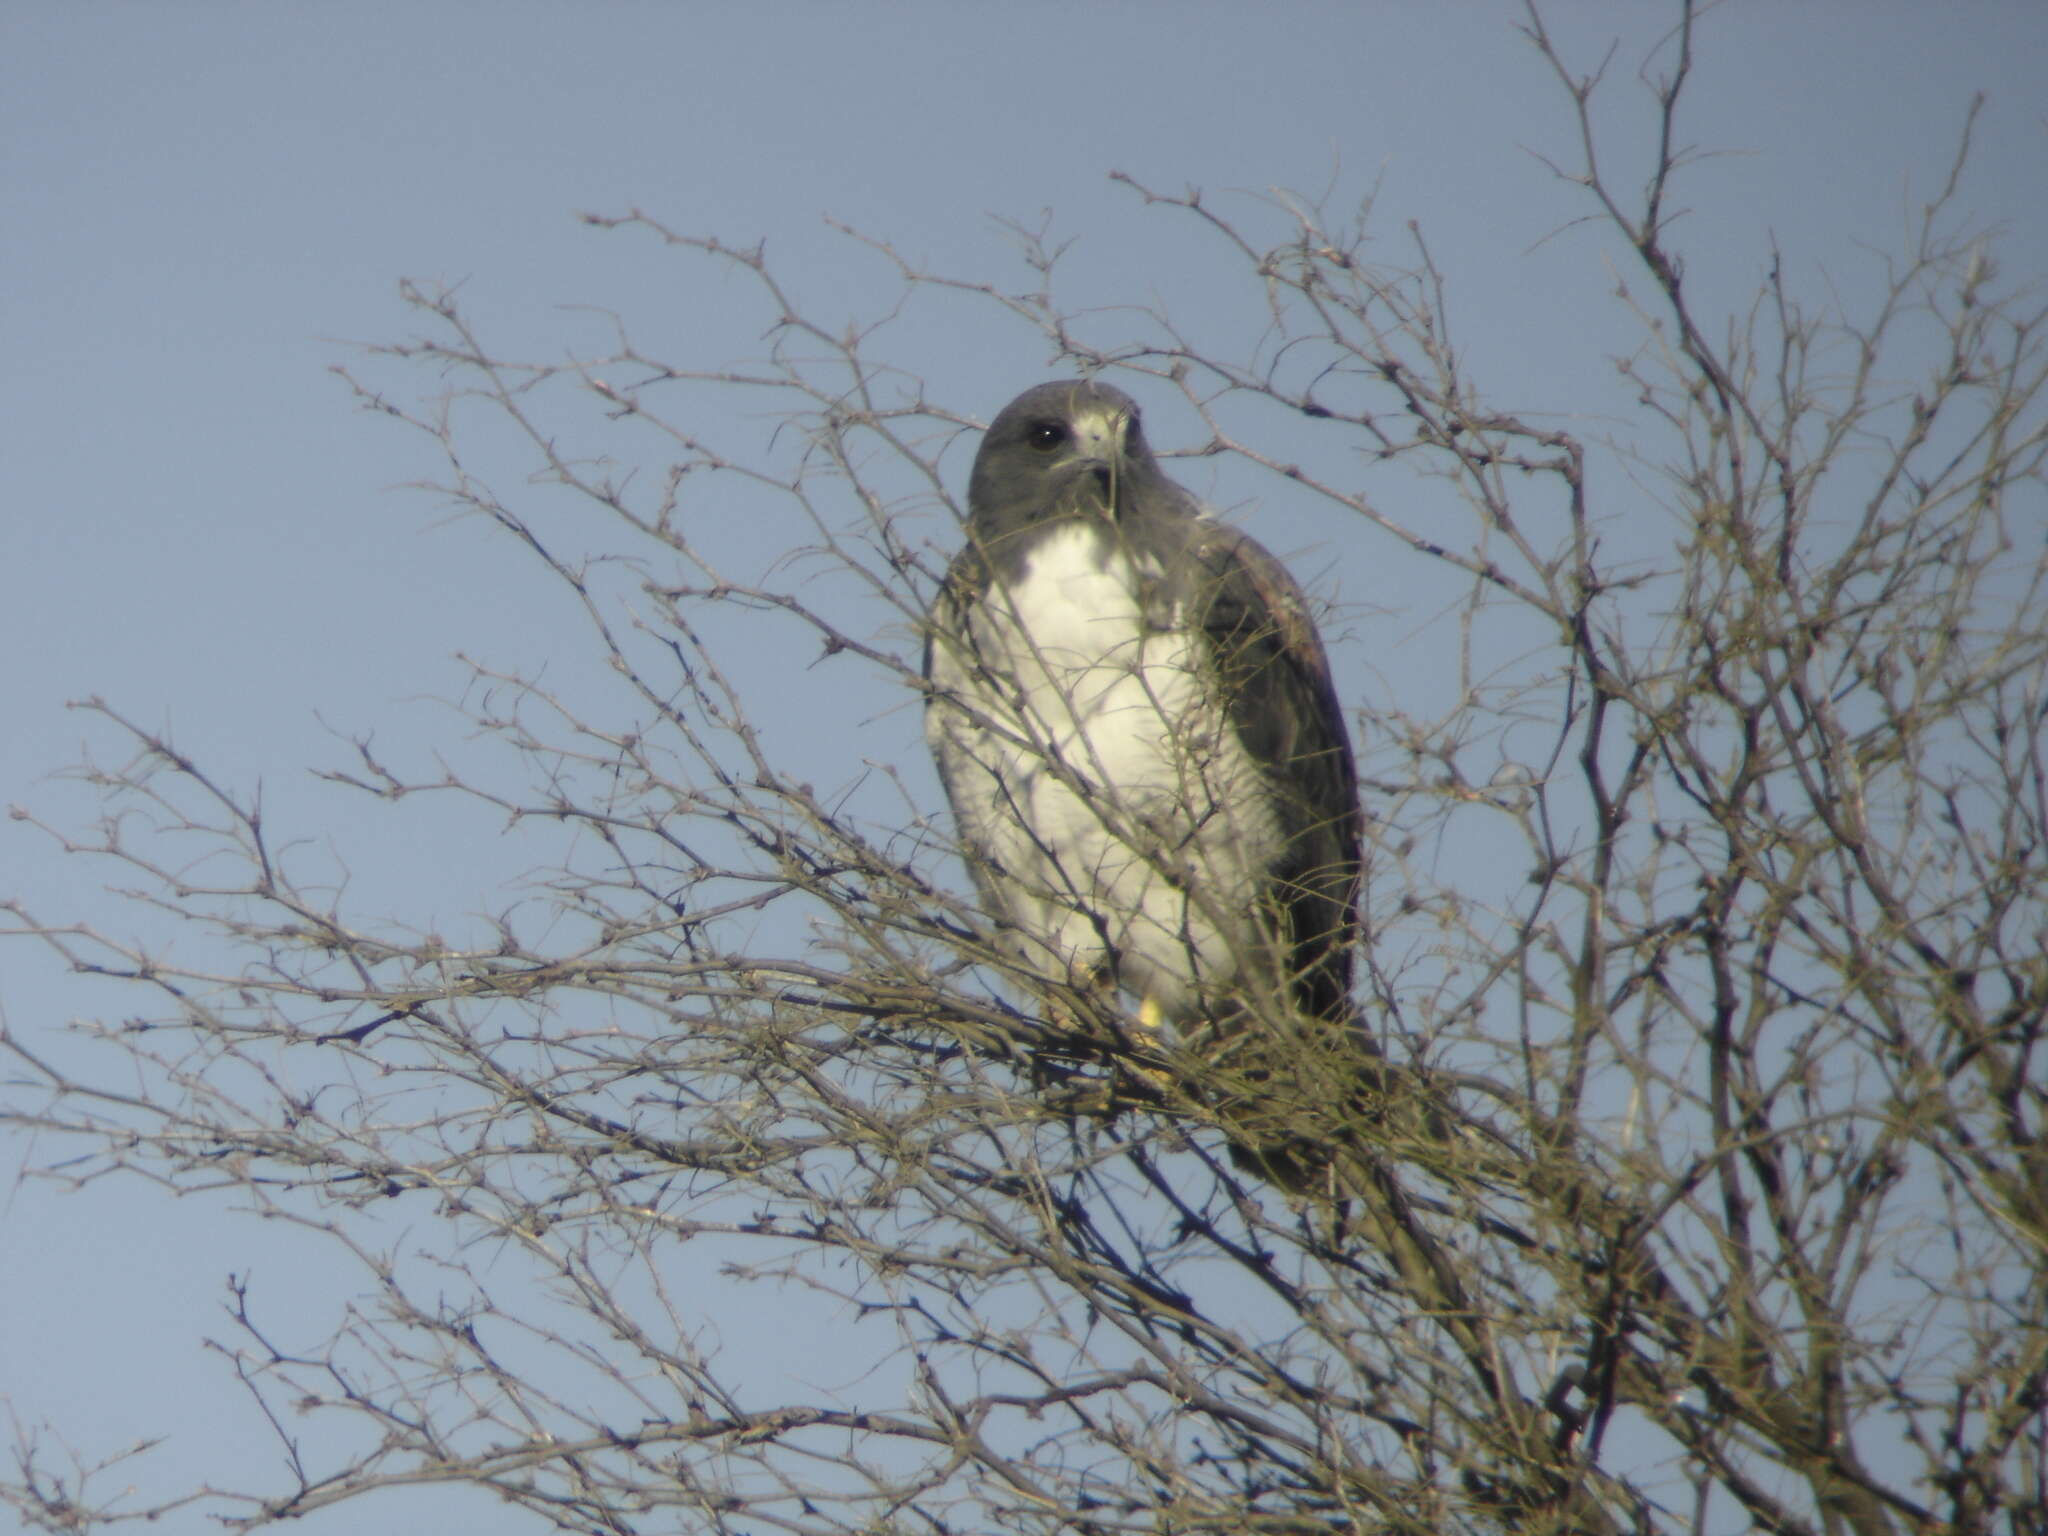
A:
[967,380,1170,541]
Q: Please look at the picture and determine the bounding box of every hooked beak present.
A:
[1070,406,1129,518]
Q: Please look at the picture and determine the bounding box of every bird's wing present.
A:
[1185,519,1362,1024]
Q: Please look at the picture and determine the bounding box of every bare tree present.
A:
[6,6,2044,1533]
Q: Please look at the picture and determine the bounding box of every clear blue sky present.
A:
[5,5,2043,1531]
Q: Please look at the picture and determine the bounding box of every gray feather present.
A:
[925,380,1362,1049]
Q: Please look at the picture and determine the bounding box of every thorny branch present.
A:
[6,6,2046,1534]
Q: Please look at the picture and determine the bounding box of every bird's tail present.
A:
[1208,1007,1490,1203]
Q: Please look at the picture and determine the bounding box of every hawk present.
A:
[924,380,1369,1180]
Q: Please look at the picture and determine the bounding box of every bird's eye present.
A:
[1027,422,1067,452]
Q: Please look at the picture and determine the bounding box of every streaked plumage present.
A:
[924,381,1366,1173]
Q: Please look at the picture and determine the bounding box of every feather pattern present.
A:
[925,381,1361,1055]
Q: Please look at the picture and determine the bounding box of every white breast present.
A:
[928,522,1282,1027]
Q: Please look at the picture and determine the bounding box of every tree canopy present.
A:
[6,7,2044,1534]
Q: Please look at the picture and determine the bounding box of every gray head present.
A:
[966,381,1192,548]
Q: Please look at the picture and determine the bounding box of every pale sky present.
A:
[5,5,2044,1531]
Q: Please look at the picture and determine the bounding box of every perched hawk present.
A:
[925,380,1368,1177]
